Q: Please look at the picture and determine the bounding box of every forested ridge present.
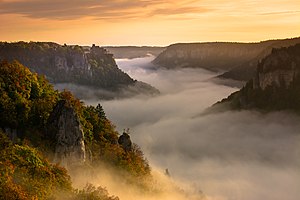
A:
[0,42,134,89]
[0,60,150,199]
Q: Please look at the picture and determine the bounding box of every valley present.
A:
[1,39,300,200]
[1,0,300,199]
[94,54,300,200]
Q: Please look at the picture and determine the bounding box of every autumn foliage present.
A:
[0,60,151,198]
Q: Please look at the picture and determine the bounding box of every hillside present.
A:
[0,42,159,99]
[153,37,300,81]
[104,46,165,59]
[213,44,300,112]
[0,60,151,199]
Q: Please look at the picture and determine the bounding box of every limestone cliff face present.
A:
[0,42,133,90]
[253,45,300,90]
[0,42,160,99]
[47,100,86,167]
[256,70,298,90]
[214,43,300,112]
[54,52,89,72]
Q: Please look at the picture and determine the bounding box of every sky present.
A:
[0,0,300,46]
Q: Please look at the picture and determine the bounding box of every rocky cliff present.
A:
[0,42,159,98]
[153,37,300,81]
[253,47,300,90]
[213,44,300,112]
[0,60,151,194]
[47,100,86,167]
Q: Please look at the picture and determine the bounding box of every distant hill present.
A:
[104,46,165,59]
[0,42,159,99]
[153,37,300,82]
[218,38,300,82]
[212,44,300,112]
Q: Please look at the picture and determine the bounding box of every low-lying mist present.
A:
[70,163,205,200]
[83,56,300,200]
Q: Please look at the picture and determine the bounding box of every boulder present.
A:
[118,131,132,152]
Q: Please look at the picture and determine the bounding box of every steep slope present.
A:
[153,37,300,81]
[0,60,151,179]
[0,131,73,199]
[0,42,159,99]
[214,44,300,112]
[0,131,120,200]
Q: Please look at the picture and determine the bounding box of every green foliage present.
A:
[74,184,119,200]
[0,131,73,199]
[0,60,58,129]
[0,60,151,197]
[0,41,135,91]
[83,104,151,177]
[82,104,149,177]
[240,78,300,111]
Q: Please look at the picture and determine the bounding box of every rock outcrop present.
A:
[0,42,131,88]
[253,47,300,90]
[118,131,132,152]
[0,42,159,99]
[213,43,300,112]
[47,100,86,167]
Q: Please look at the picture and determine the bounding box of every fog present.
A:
[84,56,300,200]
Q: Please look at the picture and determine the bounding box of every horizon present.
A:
[1,0,299,46]
[2,35,300,47]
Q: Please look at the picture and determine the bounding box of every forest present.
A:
[0,60,150,199]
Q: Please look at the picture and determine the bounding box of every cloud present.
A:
[259,10,300,15]
[85,56,300,200]
[0,0,210,20]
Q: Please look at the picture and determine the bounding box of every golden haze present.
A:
[0,0,299,46]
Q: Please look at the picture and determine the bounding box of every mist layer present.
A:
[85,56,300,200]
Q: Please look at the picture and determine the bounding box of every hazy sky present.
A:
[0,0,300,46]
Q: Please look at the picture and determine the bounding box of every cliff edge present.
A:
[213,43,300,112]
[0,42,159,99]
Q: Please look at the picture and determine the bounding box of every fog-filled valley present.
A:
[81,56,300,200]
[1,0,300,199]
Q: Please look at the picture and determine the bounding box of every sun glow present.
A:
[0,0,299,45]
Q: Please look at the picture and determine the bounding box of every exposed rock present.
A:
[47,100,86,167]
[118,131,132,152]
[253,46,300,90]
[0,42,159,99]
[255,69,299,90]
[213,43,300,112]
